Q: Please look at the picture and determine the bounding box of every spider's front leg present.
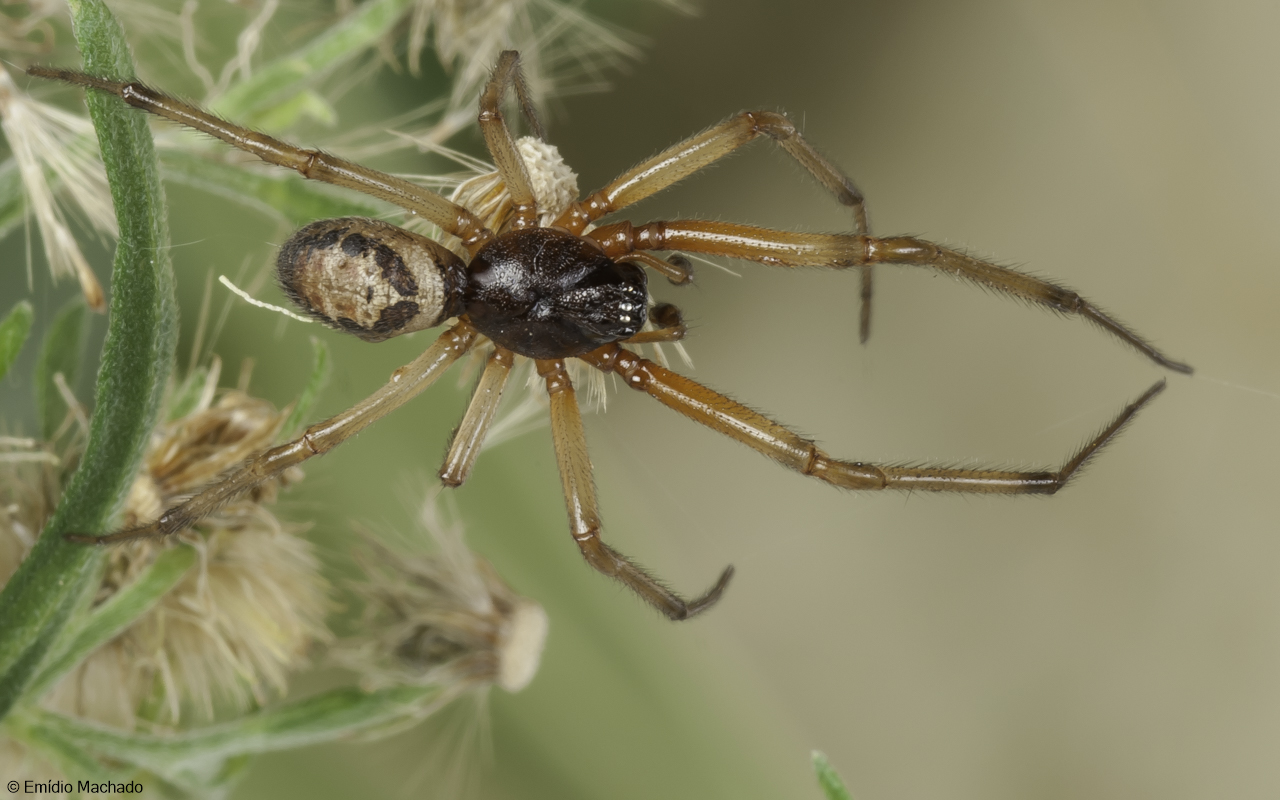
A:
[555,109,876,340]
[589,220,1192,373]
[28,67,494,251]
[537,359,733,620]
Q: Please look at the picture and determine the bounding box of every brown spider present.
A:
[31,52,1190,620]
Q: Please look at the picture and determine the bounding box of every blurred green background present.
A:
[4,0,1279,797]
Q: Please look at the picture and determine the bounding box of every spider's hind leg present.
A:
[537,358,733,620]
[581,343,1168,496]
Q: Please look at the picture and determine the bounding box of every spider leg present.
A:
[28,67,494,252]
[624,303,686,344]
[439,346,515,487]
[479,52,542,231]
[581,344,1167,494]
[553,110,874,340]
[69,323,478,545]
[588,220,1192,373]
[537,358,733,620]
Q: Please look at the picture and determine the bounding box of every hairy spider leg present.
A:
[538,358,734,620]
[479,52,545,232]
[440,303,688,491]
[552,110,875,340]
[587,219,1193,373]
[440,347,516,488]
[581,344,1167,494]
[27,67,495,253]
[70,324,479,544]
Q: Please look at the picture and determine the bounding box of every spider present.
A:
[31,52,1190,620]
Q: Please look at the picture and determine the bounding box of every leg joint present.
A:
[299,150,321,179]
[300,431,320,455]
[746,110,796,140]
[536,359,573,395]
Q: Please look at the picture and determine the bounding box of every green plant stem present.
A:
[17,683,448,784]
[0,0,176,722]
[813,751,854,800]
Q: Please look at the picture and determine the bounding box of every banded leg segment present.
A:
[588,221,1191,373]
[554,111,867,235]
[439,347,515,487]
[537,359,733,620]
[580,344,1168,494]
[554,109,875,339]
[28,67,494,251]
[478,52,542,231]
[72,324,479,544]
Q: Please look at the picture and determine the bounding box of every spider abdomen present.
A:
[465,228,647,359]
[277,218,467,343]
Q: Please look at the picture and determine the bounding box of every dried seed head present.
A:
[0,65,114,311]
[446,135,579,242]
[405,0,642,121]
[0,372,330,734]
[334,489,548,695]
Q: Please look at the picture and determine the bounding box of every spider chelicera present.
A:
[32,52,1190,620]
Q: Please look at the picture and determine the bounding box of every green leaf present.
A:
[813,751,853,800]
[212,0,417,121]
[4,713,135,786]
[0,300,34,382]
[18,684,443,783]
[34,298,88,440]
[0,0,177,723]
[282,337,330,438]
[27,544,197,701]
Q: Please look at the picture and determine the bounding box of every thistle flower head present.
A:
[448,134,579,235]
[0,363,330,732]
[335,488,548,695]
[407,0,643,122]
[0,65,114,311]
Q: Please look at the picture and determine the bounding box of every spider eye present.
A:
[277,218,466,342]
